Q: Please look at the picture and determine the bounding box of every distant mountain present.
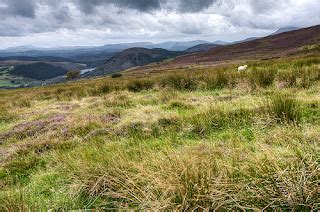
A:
[185,43,221,53]
[0,56,74,63]
[4,45,39,52]
[271,27,300,35]
[152,40,209,51]
[89,48,185,77]
[10,62,68,80]
[101,42,154,51]
[0,41,216,66]
[0,41,214,55]
[160,25,320,66]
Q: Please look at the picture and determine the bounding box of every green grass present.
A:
[0,56,319,210]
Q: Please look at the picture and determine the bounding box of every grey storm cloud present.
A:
[178,0,216,12]
[74,0,217,14]
[1,0,36,18]
[76,0,162,14]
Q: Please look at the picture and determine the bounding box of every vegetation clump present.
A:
[127,79,154,92]
[250,67,277,88]
[111,73,123,78]
[66,70,80,80]
[160,74,198,90]
[269,93,302,123]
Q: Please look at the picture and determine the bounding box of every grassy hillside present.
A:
[0,56,319,210]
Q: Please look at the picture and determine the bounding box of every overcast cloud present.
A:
[0,0,319,48]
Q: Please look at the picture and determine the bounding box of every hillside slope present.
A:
[170,25,320,65]
[89,48,184,76]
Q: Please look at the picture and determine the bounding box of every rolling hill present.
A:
[166,25,320,66]
[89,48,185,77]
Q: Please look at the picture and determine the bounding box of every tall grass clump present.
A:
[299,66,320,88]
[89,84,111,96]
[203,69,230,90]
[278,69,297,87]
[127,79,154,92]
[0,107,16,123]
[250,67,277,88]
[13,98,32,108]
[160,74,198,91]
[268,93,302,123]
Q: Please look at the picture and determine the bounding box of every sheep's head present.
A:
[244,65,248,68]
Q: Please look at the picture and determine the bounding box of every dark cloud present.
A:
[5,0,36,18]
[52,6,72,24]
[115,0,162,12]
[177,0,216,12]
[74,0,218,14]
[76,0,162,14]
[75,0,101,14]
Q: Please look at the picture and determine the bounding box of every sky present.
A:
[0,0,319,49]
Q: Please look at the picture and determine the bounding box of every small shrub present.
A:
[127,80,154,92]
[111,73,123,78]
[269,94,301,123]
[250,68,277,88]
[100,85,111,94]
[66,70,80,80]
[14,99,32,108]
[88,85,111,96]
[204,69,229,90]
[168,101,193,110]
[160,75,198,90]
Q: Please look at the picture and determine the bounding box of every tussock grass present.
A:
[250,67,277,88]
[160,74,198,90]
[13,98,32,108]
[268,93,302,123]
[127,79,154,92]
[0,107,16,123]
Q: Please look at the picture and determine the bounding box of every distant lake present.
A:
[80,68,95,75]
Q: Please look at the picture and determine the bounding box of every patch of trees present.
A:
[10,62,67,80]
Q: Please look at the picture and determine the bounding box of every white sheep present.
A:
[238,65,248,72]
